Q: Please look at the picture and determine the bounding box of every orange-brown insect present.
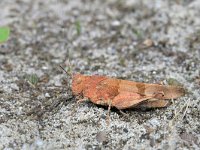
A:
[72,74,185,109]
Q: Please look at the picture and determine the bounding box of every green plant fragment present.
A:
[0,27,10,43]
[26,74,39,86]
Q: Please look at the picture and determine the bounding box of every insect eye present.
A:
[76,78,82,84]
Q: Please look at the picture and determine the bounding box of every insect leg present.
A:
[153,91,165,99]
[77,98,89,104]
[112,91,154,109]
[106,99,112,125]
[118,109,129,117]
[136,99,170,108]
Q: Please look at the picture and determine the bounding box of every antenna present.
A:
[59,65,70,76]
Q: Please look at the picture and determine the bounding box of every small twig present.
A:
[181,98,191,119]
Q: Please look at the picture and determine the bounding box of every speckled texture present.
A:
[0,0,199,149]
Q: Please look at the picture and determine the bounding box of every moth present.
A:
[72,74,185,110]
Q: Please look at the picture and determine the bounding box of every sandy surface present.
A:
[0,0,199,149]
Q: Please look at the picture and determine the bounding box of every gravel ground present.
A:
[0,0,200,149]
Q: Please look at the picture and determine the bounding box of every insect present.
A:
[72,73,185,110]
